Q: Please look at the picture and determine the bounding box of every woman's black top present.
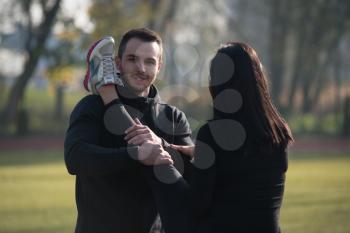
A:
[191,120,288,233]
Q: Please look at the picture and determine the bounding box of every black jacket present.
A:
[64,85,193,233]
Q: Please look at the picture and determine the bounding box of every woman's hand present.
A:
[170,144,195,158]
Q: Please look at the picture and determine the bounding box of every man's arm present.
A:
[64,96,140,176]
[165,109,194,179]
[173,110,194,146]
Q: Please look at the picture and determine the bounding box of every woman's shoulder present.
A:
[206,119,246,152]
[196,122,211,138]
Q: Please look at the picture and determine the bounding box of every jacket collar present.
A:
[116,85,161,111]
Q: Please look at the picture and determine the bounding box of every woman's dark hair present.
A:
[209,42,293,149]
[117,28,163,60]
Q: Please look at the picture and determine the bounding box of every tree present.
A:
[285,0,350,113]
[266,0,292,107]
[88,0,181,85]
[45,25,83,120]
[89,0,150,43]
[1,0,62,129]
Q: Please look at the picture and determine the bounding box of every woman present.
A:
[172,42,294,233]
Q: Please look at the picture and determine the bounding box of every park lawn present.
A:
[0,150,76,233]
[0,150,349,233]
[281,153,350,233]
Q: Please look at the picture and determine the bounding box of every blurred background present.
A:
[0,0,349,233]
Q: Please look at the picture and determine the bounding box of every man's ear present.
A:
[157,60,162,73]
[115,56,122,70]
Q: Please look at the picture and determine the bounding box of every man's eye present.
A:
[146,60,156,65]
[128,57,135,61]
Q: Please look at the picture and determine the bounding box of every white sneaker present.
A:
[83,36,124,94]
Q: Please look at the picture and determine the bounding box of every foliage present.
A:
[1,83,347,136]
[1,0,349,136]
[45,20,85,85]
[46,66,78,86]
[86,0,350,116]
[288,113,343,136]
[88,0,152,43]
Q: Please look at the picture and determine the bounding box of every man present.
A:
[64,28,193,233]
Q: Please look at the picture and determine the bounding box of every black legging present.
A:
[145,164,193,233]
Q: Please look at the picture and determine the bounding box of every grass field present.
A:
[0,150,349,233]
[0,150,75,233]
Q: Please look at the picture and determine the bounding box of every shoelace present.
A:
[101,55,115,77]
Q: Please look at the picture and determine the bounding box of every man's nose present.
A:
[136,61,146,73]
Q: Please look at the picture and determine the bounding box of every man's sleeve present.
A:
[162,109,194,180]
[173,110,194,146]
[64,97,140,176]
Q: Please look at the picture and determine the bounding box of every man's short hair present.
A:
[117,28,163,61]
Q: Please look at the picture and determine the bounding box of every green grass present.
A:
[0,150,349,233]
[0,150,76,233]
[281,153,350,233]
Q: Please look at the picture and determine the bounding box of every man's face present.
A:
[117,38,162,97]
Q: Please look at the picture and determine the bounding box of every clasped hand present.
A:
[125,118,173,166]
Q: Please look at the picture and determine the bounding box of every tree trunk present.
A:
[268,0,290,106]
[0,75,5,104]
[316,2,348,110]
[54,84,64,120]
[148,0,179,33]
[1,0,61,128]
[308,38,342,112]
[343,96,350,137]
[301,67,316,113]
[286,32,306,113]
[287,0,328,113]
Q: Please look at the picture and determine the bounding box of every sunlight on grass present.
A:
[0,150,349,233]
[0,150,76,233]
[281,154,350,233]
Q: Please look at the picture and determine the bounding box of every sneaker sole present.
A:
[89,36,115,61]
[83,36,115,91]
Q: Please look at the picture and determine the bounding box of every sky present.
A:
[60,0,94,33]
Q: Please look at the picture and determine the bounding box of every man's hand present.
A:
[125,118,162,145]
[138,141,173,166]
